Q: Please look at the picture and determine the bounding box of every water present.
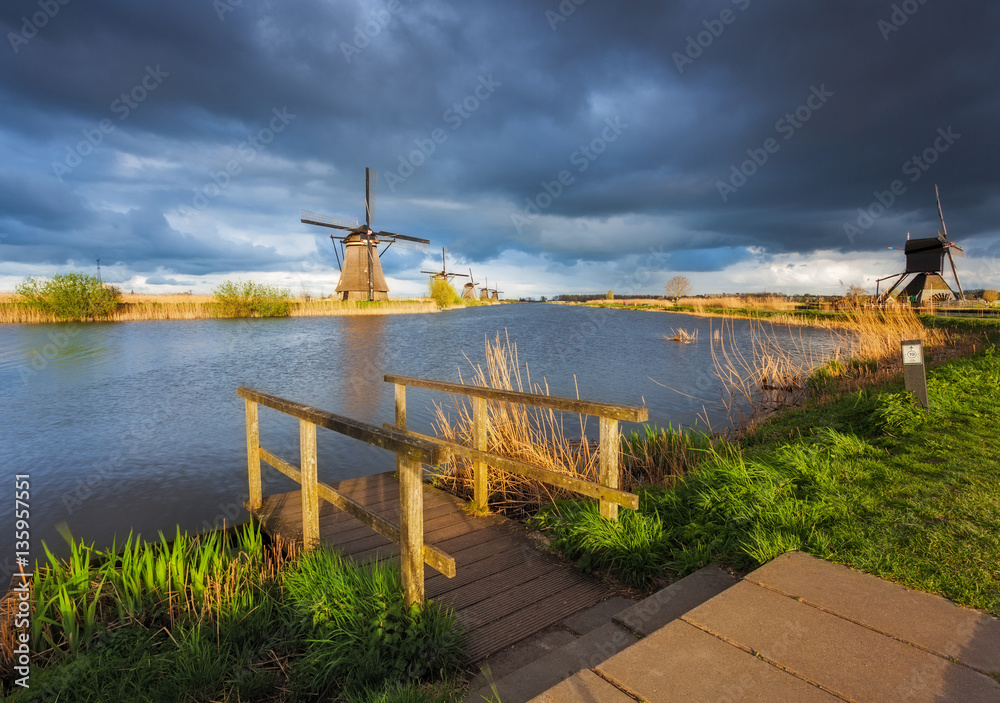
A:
[0,304,839,563]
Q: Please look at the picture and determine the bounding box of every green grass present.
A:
[3,525,466,701]
[531,344,1000,613]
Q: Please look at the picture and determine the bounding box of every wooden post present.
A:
[245,399,262,511]
[398,457,424,607]
[395,383,407,432]
[300,419,319,551]
[598,416,620,522]
[472,396,488,511]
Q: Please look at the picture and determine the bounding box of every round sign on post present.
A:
[900,339,929,409]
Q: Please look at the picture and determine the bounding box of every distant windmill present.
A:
[480,276,491,300]
[421,248,469,283]
[876,185,966,305]
[301,168,430,301]
[461,269,479,300]
[490,281,503,301]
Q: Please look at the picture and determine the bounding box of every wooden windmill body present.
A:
[462,269,479,299]
[876,186,966,305]
[301,168,429,301]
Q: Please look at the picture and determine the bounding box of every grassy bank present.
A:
[0,294,441,323]
[1,525,464,701]
[528,339,1000,615]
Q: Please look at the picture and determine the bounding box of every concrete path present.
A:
[530,552,1000,702]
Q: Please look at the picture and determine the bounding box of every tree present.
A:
[664,276,692,302]
[982,289,999,303]
[429,278,461,307]
[606,289,614,300]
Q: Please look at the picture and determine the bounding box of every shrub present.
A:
[212,280,291,317]
[428,279,461,308]
[16,273,122,320]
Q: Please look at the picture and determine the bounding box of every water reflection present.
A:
[0,306,841,565]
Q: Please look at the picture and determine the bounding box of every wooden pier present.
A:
[252,471,613,661]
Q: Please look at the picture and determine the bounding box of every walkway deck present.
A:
[251,471,612,661]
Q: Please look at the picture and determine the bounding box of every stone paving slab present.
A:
[747,550,1000,674]
[527,670,634,703]
[562,596,636,636]
[597,619,841,703]
[613,564,737,636]
[682,580,1000,703]
[467,622,637,703]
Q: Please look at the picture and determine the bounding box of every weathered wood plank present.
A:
[472,396,488,511]
[300,420,319,551]
[599,416,620,522]
[238,386,447,465]
[399,457,424,606]
[245,399,261,511]
[386,425,639,510]
[384,374,649,422]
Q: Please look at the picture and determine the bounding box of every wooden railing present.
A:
[238,387,455,606]
[383,375,649,521]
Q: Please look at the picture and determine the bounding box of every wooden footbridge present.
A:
[238,376,647,661]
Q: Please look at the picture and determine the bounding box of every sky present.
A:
[1,0,998,299]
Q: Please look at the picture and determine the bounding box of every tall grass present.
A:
[1,525,465,701]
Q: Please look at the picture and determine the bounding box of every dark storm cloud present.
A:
[0,0,998,290]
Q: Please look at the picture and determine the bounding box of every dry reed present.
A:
[665,328,698,343]
[0,293,438,323]
[431,331,600,516]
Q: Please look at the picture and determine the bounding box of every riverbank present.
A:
[528,328,1000,617]
[0,293,452,323]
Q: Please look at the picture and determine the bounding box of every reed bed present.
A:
[431,332,600,516]
[0,293,438,323]
[705,305,958,434]
[665,328,698,343]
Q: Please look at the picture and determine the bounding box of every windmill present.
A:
[301,168,430,301]
[875,185,966,305]
[461,269,479,299]
[490,281,503,301]
[480,276,491,300]
[421,248,469,282]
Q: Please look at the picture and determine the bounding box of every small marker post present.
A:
[901,339,929,410]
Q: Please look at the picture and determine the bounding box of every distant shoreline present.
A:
[0,294,501,324]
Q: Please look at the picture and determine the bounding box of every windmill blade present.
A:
[946,249,966,300]
[301,210,356,231]
[420,270,439,275]
[946,243,965,258]
[365,168,375,227]
[451,272,469,277]
[379,231,430,244]
[442,247,447,271]
[382,237,429,253]
[935,184,950,241]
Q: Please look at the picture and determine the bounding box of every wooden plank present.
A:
[457,569,589,629]
[300,420,319,551]
[384,374,649,422]
[399,457,425,606]
[472,396,488,511]
[463,580,610,660]
[436,558,560,612]
[245,399,262,511]
[599,416,620,522]
[237,386,447,465]
[259,447,301,483]
[386,426,639,510]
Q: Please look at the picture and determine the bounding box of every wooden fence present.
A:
[238,386,455,606]
[383,375,648,521]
